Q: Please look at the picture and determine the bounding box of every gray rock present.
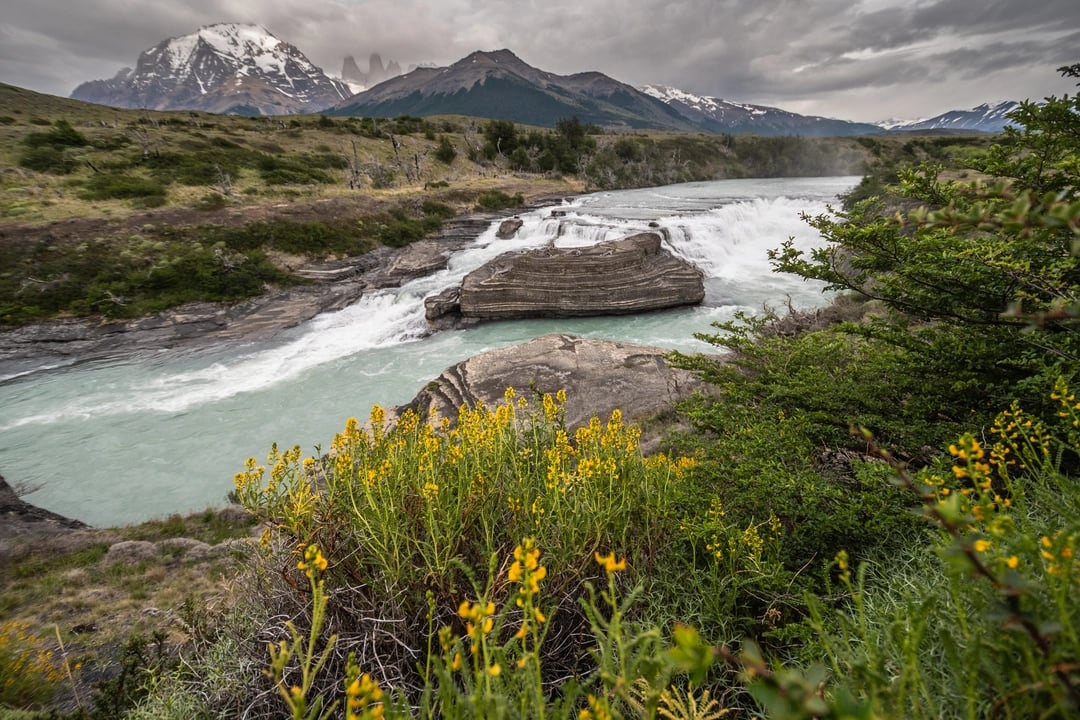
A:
[399,333,703,432]
[160,537,213,562]
[496,218,523,239]
[458,232,704,321]
[105,540,158,565]
[424,287,462,322]
[0,474,88,556]
[374,240,453,285]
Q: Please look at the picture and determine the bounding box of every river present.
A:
[0,176,856,526]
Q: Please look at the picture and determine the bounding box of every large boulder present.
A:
[455,232,704,321]
[397,333,704,435]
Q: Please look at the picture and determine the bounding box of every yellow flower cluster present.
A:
[344,671,384,720]
[458,599,497,652]
[509,538,548,603]
[297,544,328,577]
[1040,531,1078,580]
[1050,378,1080,430]
[579,693,613,720]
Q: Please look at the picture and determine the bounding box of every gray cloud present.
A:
[0,0,1076,122]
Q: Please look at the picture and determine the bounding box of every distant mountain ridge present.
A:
[882,101,1020,133]
[328,49,701,131]
[640,85,882,137]
[66,25,1014,135]
[70,23,351,115]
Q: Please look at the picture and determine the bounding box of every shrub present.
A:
[20,119,88,150]
[434,136,457,164]
[256,154,334,185]
[232,393,713,699]
[475,190,524,211]
[18,146,78,174]
[376,217,427,247]
[419,199,455,218]
[192,192,227,211]
[79,173,167,203]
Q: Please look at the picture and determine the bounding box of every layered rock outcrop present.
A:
[425,232,704,327]
[397,334,703,437]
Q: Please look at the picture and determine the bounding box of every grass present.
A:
[0,507,257,714]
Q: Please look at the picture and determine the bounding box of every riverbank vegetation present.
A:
[2,67,1077,718]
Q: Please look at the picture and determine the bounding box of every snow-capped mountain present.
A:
[640,85,882,137]
[71,23,351,115]
[884,101,1019,133]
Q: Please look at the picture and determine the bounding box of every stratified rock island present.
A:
[425,232,704,327]
[397,333,703,434]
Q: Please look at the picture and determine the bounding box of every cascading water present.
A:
[0,176,856,525]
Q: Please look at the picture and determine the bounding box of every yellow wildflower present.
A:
[595,551,626,573]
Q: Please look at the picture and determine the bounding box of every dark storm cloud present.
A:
[0,0,1076,122]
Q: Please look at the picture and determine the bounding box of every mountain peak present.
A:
[71,23,350,114]
[455,49,527,68]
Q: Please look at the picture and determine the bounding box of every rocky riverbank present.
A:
[0,213,507,377]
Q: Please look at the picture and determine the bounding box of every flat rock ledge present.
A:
[395,333,704,441]
[425,232,704,329]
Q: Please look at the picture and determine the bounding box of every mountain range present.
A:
[327,48,702,131]
[640,85,882,136]
[878,101,1020,133]
[68,23,1017,135]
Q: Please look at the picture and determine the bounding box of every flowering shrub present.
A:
[234,390,734,707]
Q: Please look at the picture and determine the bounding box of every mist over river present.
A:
[0,176,856,526]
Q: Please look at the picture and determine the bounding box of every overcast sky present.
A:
[1,0,1077,123]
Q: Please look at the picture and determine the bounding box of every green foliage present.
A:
[475,190,525,211]
[420,199,455,218]
[20,119,89,150]
[434,136,457,164]
[796,390,1080,718]
[71,631,177,720]
[768,70,1079,426]
[670,321,929,573]
[0,232,295,322]
[177,219,373,257]
[256,154,335,185]
[78,173,167,204]
[18,120,92,174]
[18,146,79,174]
[481,117,598,174]
[364,204,449,248]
